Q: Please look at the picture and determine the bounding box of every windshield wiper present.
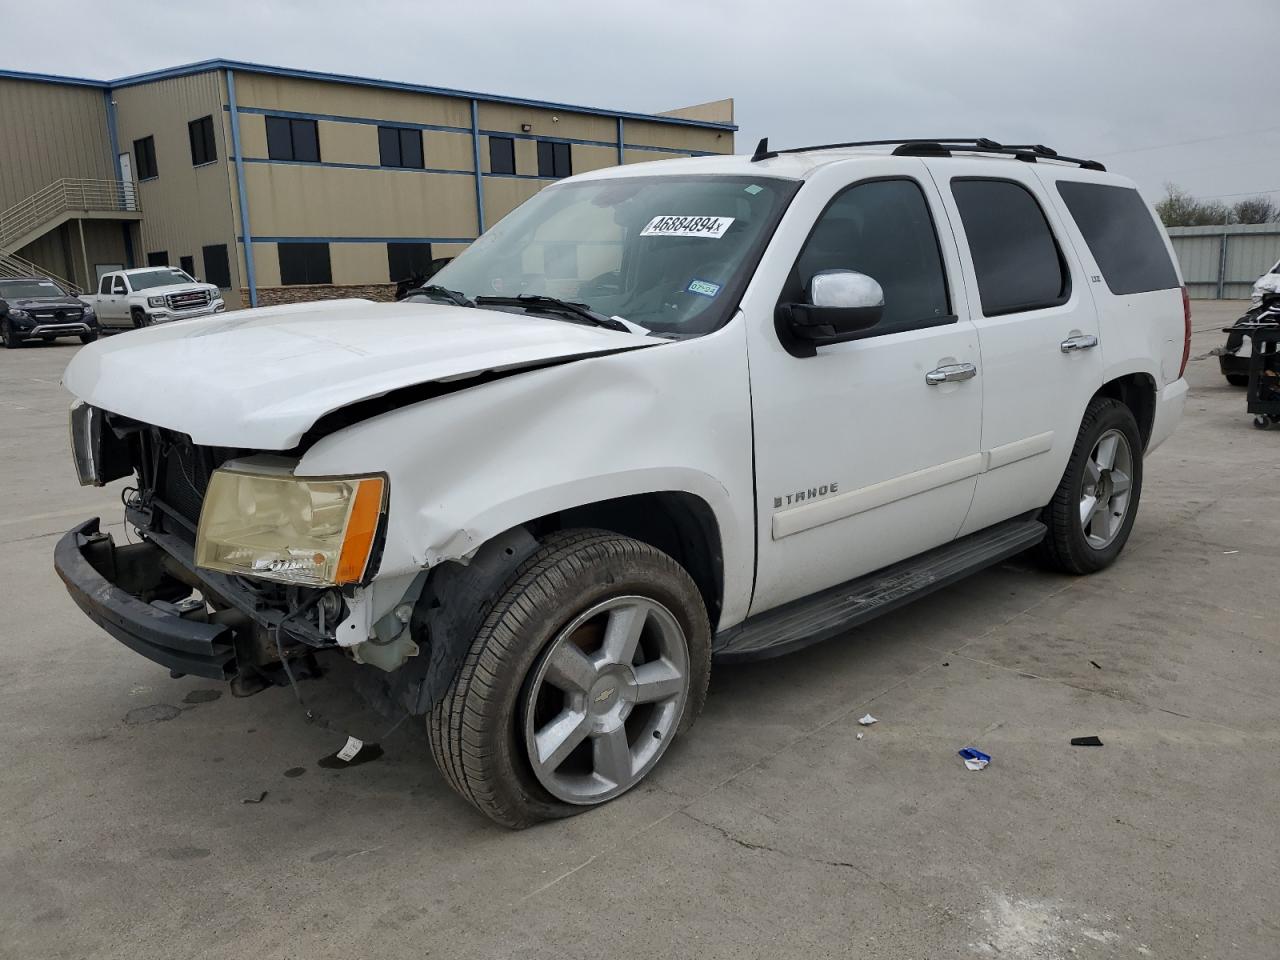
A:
[413,285,475,307]
[475,294,630,333]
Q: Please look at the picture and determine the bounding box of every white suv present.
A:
[56,138,1189,827]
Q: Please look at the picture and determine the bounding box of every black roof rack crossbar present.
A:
[750,137,1105,172]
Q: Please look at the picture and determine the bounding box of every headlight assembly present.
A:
[147,296,165,308]
[195,469,387,587]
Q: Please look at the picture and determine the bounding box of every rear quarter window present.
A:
[1056,182,1178,295]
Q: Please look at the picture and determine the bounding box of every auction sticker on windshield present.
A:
[641,215,735,239]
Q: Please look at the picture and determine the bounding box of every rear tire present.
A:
[427,529,711,829]
[1036,397,1143,575]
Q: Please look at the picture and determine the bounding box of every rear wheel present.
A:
[428,529,711,828]
[1036,397,1143,575]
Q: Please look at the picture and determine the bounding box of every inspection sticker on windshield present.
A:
[687,279,721,298]
[641,215,735,239]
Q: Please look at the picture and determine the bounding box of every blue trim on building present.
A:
[481,172,558,182]
[470,100,486,235]
[1,60,735,132]
[224,104,472,135]
[238,235,476,245]
[479,128,616,149]
[226,70,258,307]
[623,142,719,156]
[239,157,473,176]
[617,117,625,166]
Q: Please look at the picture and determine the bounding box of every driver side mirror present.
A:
[776,270,885,358]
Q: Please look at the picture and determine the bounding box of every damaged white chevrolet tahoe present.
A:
[56,138,1189,827]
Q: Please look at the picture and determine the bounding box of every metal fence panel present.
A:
[1167,225,1280,299]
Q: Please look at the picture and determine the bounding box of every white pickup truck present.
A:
[56,138,1188,828]
[80,266,224,329]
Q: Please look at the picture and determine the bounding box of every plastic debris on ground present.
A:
[856,732,864,740]
[858,714,878,726]
[241,791,268,804]
[1070,735,1104,747]
[958,747,990,771]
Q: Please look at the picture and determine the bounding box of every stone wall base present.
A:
[241,284,399,307]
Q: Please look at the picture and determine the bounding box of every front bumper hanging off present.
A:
[54,518,236,679]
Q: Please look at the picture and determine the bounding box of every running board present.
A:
[713,518,1046,662]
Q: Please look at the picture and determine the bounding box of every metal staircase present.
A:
[0,178,141,295]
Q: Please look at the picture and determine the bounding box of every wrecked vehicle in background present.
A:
[56,139,1188,827]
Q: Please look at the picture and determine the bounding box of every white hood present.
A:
[63,298,656,449]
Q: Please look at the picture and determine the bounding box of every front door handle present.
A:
[1060,334,1099,353]
[925,362,977,385]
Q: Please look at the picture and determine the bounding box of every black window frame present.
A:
[537,140,572,179]
[202,244,232,289]
[1055,180,1179,296]
[378,125,424,169]
[951,176,1072,317]
[265,116,321,163]
[146,251,168,268]
[778,176,956,345]
[387,241,435,282]
[488,136,516,175]
[277,242,332,286]
[179,255,195,276]
[188,115,217,167]
[133,136,158,180]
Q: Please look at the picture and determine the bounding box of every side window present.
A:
[132,136,158,180]
[99,275,113,295]
[202,244,232,289]
[1056,182,1178,295]
[278,243,332,285]
[266,117,321,163]
[790,178,951,335]
[179,255,195,276]
[537,140,572,179]
[146,251,168,267]
[112,277,127,295]
[188,115,217,166]
[951,179,1069,316]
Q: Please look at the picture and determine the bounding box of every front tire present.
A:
[131,308,150,329]
[1036,397,1143,575]
[428,529,711,828]
[1,321,22,349]
[79,330,99,344]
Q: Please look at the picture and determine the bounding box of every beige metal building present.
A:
[0,60,735,309]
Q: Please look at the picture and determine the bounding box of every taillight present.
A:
[1179,285,1192,379]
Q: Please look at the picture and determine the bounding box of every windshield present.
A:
[429,174,798,336]
[0,279,67,299]
[128,269,195,290]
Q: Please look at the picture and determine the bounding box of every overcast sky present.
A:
[6,0,1276,204]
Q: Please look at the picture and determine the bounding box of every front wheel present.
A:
[131,308,150,329]
[1036,397,1143,575]
[79,330,99,344]
[1,321,20,349]
[428,530,711,828]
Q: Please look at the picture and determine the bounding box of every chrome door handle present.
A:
[925,362,977,385]
[1060,334,1099,353]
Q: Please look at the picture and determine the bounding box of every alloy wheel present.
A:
[1080,427,1134,549]
[522,595,689,805]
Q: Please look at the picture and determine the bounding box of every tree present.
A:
[1155,184,1230,227]
[1231,196,1277,224]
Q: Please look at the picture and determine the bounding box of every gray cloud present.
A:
[7,0,1276,201]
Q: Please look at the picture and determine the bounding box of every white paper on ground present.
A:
[963,757,989,771]
[858,714,878,726]
[337,736,363,762]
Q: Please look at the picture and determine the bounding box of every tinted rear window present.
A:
[1056,182,1178,295]
[952,179,1069,316]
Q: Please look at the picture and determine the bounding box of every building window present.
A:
[489,136,516,175]
[387,242,434,282]
[202,244,232,289]
[146,251,168,267]
[133,136,158,180]
[179,255,195,276]
[951,178,1069,316]
[265,116,321,163]
[378,126,424,169]
[278,243,332,285]
[537,140,572,179]
[188,115,217,166]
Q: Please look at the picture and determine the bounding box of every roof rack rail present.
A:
[749,137,1105,172]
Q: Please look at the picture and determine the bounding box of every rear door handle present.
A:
[925,362,977,385]
[1060,334,1099,353]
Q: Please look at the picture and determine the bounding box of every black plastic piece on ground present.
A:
[714,518,1047,661]
[1070,736,1104,747]
[53,518,236,680]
